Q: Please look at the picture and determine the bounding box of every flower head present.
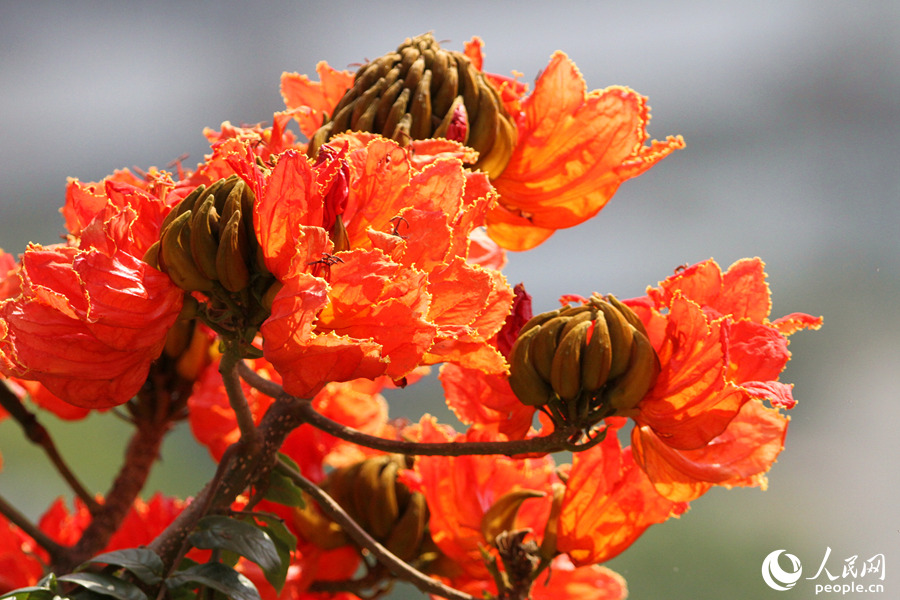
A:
[0,177,184,409]
[624,258,822,501]
[282,34,684,251]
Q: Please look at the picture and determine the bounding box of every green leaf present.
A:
[276,453,300,473]
[165,563,260,600]
[188,515,280,572]
[262,468,306,507]
[78,548,164,585]
[0,587,56,600]
[241,514,297,593]
[57,573,147,600]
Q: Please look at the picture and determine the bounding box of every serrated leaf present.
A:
[79,548,164,585]
[262,469,306,507]
[188,516,280,572]
[165,563,260,600]
[57,573,147,600]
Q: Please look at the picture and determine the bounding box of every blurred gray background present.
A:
[1,1,898,598]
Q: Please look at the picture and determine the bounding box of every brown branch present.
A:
[275,457,477,600]
[147,393,306,569]
[0,381,99,512]
[219,343,259,452]
[236,361,584,457]
[55,411,172,572]
[294,401,575,456]
[0,493,67,564]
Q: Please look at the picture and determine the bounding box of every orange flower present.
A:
[531,558,627,600]
[0,180,184,408]
[556,418,688,565]
[209,133,512,398]
[281,36,684,251]
[623,258,822,501]
[413,418,558,584]
[0,515,44,593]
[413,418,638,598]
[0,494,186,591]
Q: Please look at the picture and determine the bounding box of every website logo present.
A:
[761,547,885,594]
[762,549,803,590]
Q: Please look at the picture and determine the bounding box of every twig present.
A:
[147,394,306,569]
[0,493,67,563]
[156,443,244,600]
[219,344,259,451]
[275,457,477,600]
[236,362,585,457]
[0,381,100,512]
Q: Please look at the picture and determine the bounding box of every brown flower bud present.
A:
[146,176,278,350]
[318,454,438,565]
[507,295,660,428]
[307,33,518,178]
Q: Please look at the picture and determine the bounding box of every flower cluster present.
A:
[0,33,819,600]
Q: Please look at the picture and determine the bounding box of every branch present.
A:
[147,394,306,568]
[237,362,587,457]
[0,381,99,512]
[219,343,259,451]
[0,493,66,564]
[57,410,172,571]
[295,400,574,456]
[275,457,477,600]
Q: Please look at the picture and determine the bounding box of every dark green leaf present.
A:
[78,548,164,585]
[57,573,147,600]
[165,563,260,600]
[242,515,297,593]
[262,469,306,507]
[189,516,280,573]
[0,587,56,600]
[36,573,58,590]
[276,453,300,473]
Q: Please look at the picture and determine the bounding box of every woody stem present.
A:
[0,381,99,513]
[0,494,67,564]
[275,457,477,600]
[219,343,259,452]
[59,404,172,571]
[147,393,306,570]
[236,362,583,457]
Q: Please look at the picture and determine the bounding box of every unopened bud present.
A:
[307,33,517,179]
[321,455,437,564]
[148,176,279,351]
[507,295,660,427]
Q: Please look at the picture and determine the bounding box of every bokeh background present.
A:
[1,1,898,598]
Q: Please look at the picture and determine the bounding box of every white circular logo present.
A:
[762,549,803,590]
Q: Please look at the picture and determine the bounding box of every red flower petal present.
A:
[632,401,788,502]
[440,363,535,440]
[281,64,354,138]
[558,420,687,565]
[637,295,747,451]
[488,52,684,250]
[1,246,182,408]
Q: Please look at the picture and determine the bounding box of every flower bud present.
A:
[145,176,279,350]
[307,33,518,178]
[507,295,660,427]
[316,454,438,565]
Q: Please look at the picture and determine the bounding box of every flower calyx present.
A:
[307,32,517,178]
[144,176,278,352]
[299,454,438,567]
[507,294,660,429]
